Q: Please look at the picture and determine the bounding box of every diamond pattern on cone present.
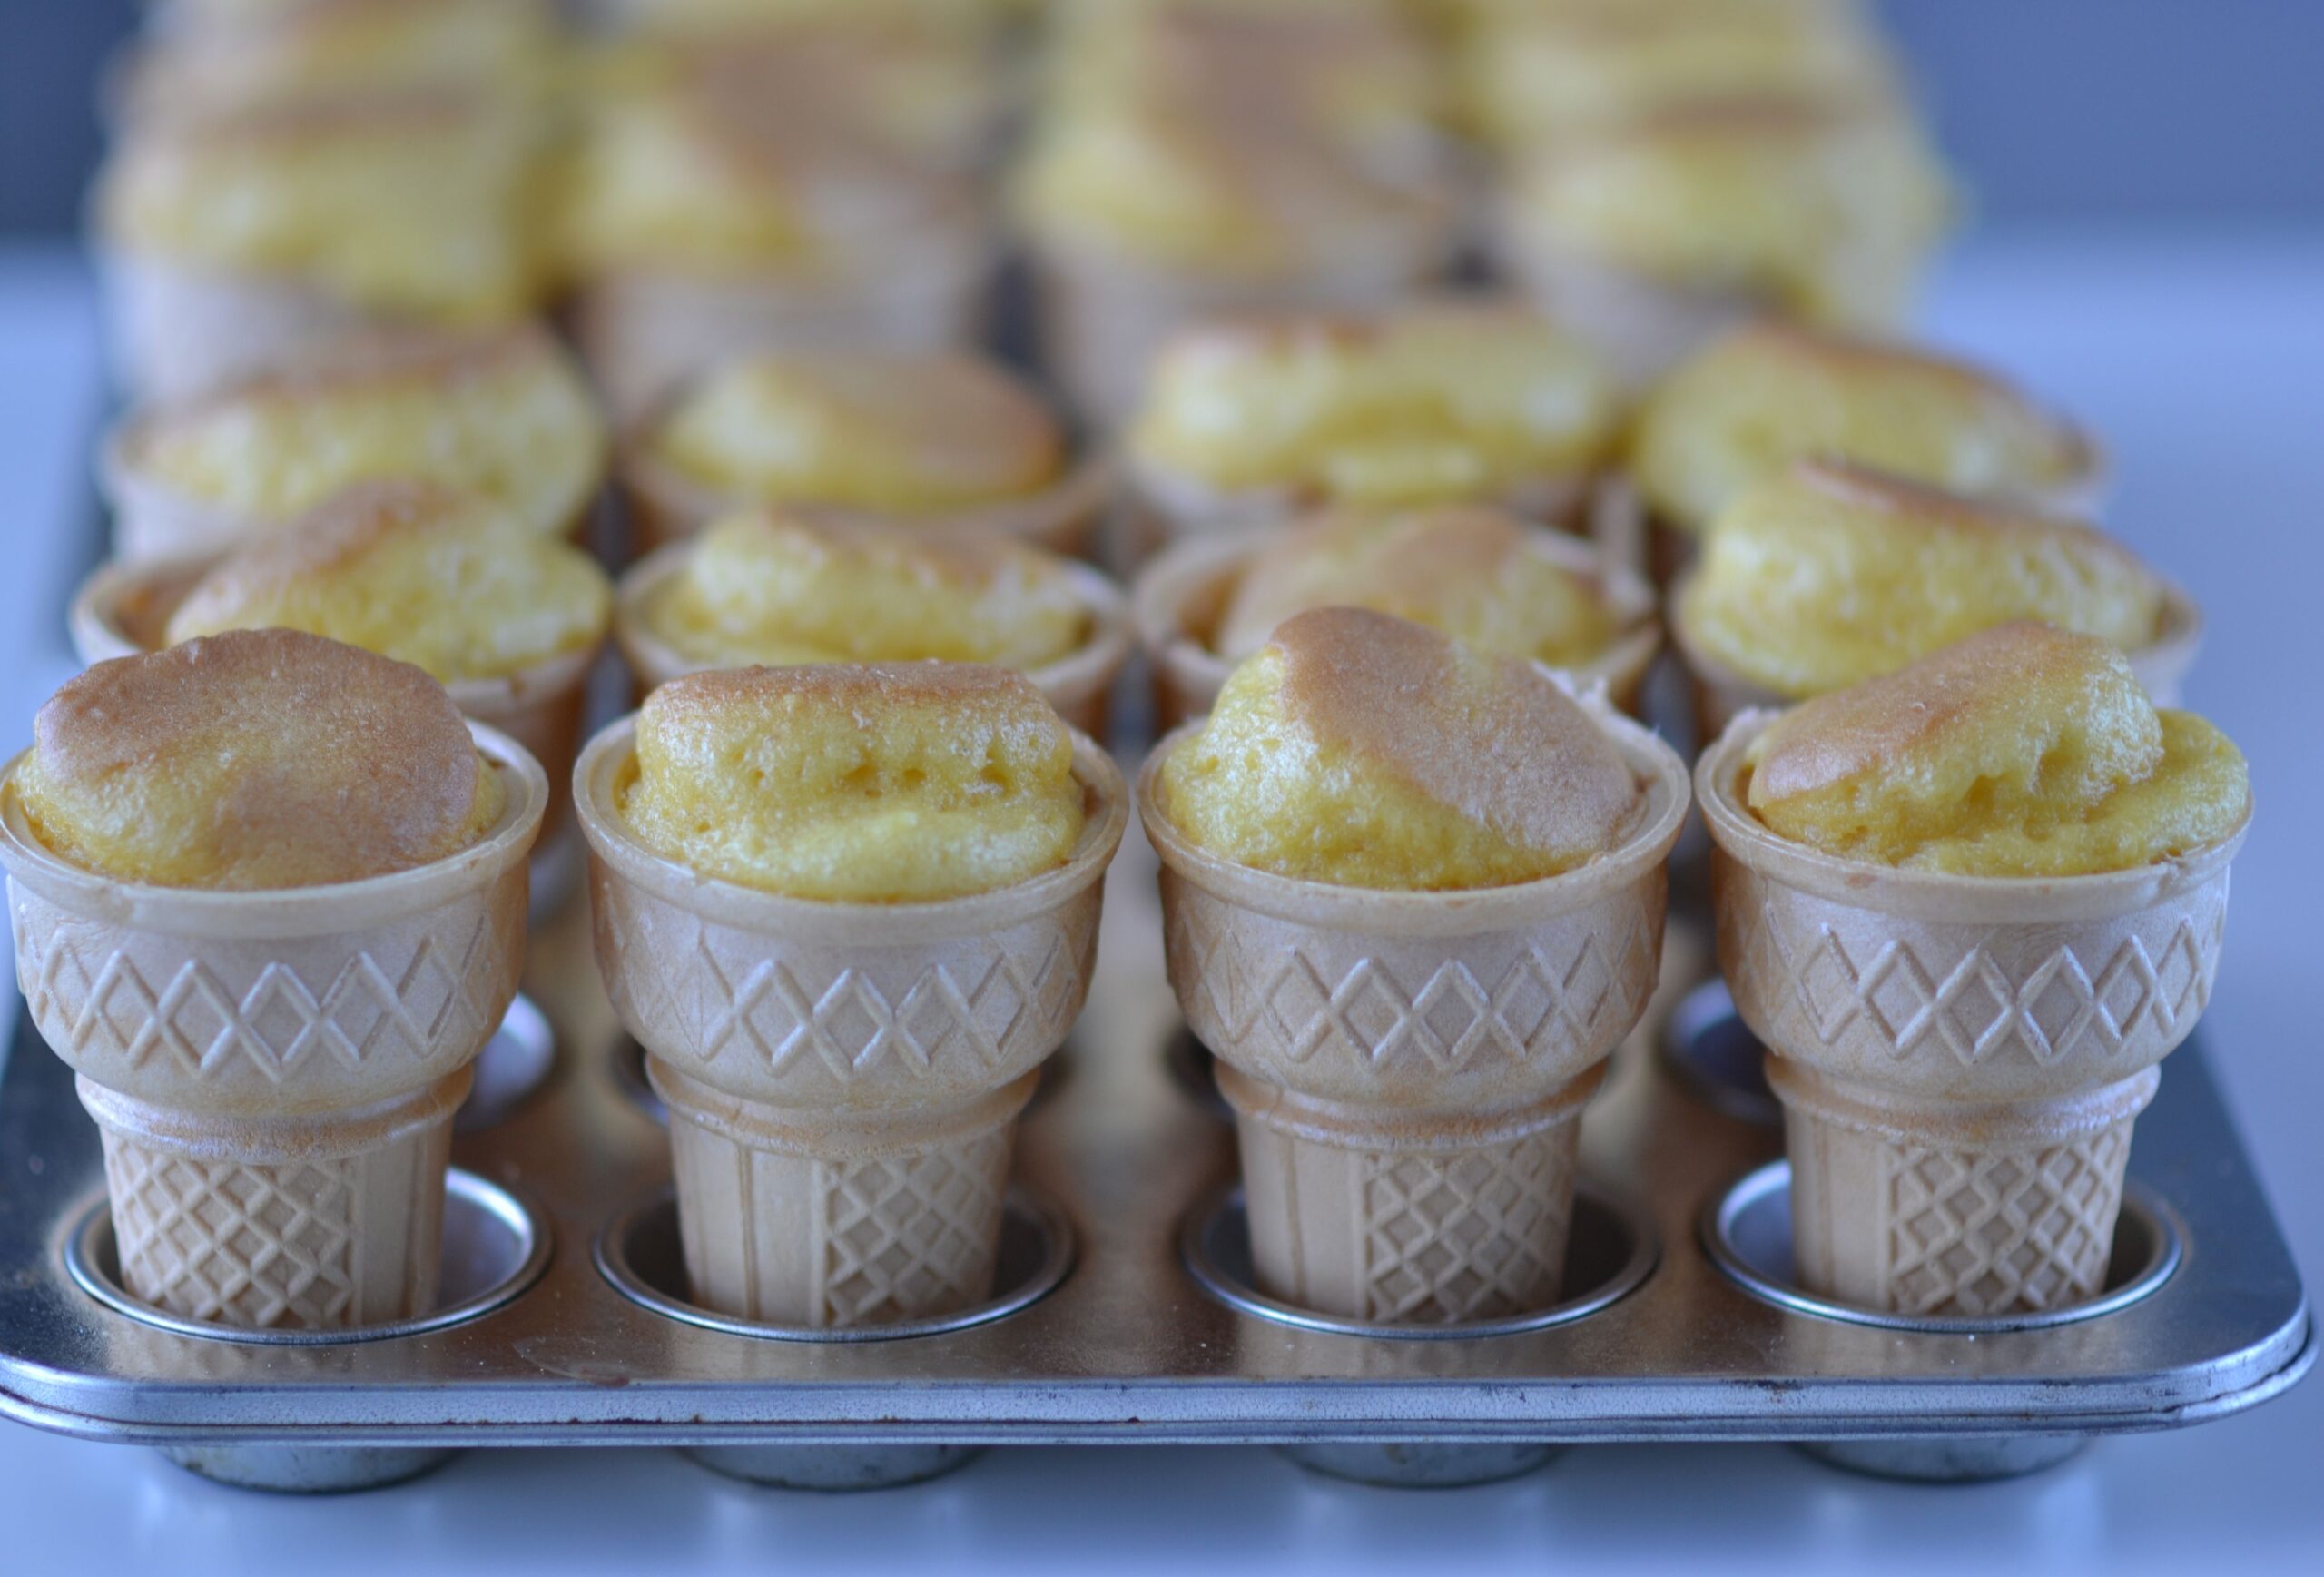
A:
[103,1140,360,1327]
[1887,1127,2133,1316]
[1359,1132,1577,1321]
[817,1129,1010,1326]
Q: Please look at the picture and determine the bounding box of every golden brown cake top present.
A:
[645,350,1068,512]
[1502,97,1951,329]
[123,323,606,537]
[162,480,612,682]
[1159,606,1642,889]
[1213,506,1618,666]
[1679,461,2165,697]
[1634,321,2094,533]
[617,661,1085,902]
[644,513,1089,671]
[1129,301,1619,506]
[16,628,502,890]
[1743,623,2249,877]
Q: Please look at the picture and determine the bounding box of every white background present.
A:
[0,233,2318,1573]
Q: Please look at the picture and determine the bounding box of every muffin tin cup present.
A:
[1668,569,2208,742]
[611,541,1134,737]
[68,547,606,843]
[1698,709,2247,1316]
[1128,525,1661,730]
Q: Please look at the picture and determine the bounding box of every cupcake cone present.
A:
[1216,1060,1602,1321]
[1130,527,1660,730]
[618,438,1112,563]
[68,553,603,846]
[1670,575,2207,744]
[655,1060,1032,1326]
[576,717,1126,1328]
[101,251,389,404]
[0,724,546,1331]
[1699,710,2246,1317]
[1141,701,1689,1324]
[610,544,1132,736]
[576,252,992,429]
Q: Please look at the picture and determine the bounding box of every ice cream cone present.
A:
[1699,710,2247,1316]
[610,543,1132,736]
[68,552,603,848]
[1130,527,1660,731]
[1671,573,2206,744]
[576,715,1126,1327]
[0,724,546,1331]
[574,251,992,429]
[1140,700,1689,1323]
[617,434,1112,563]
[100,251,393,404]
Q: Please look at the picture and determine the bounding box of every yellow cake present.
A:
[1634,322,2095,534]
[1743,622,2249,877]
[1011,94,1448,276]
[645,515,1088,671]
[1157,606,1642,889]
[1213,507,1617,665]
[1502,99,1951,328]
[117,0,558,125]
[562,44,976,281]
[1129,303,1619,507]
[616,664,1084,902]
[645,350,1067,514]
[164,481,612,683]
[99,91,546,322]
[120,325,606,537]
[1460,0,1898,147]
[15,628,501,891]
[1679,463,2165,697]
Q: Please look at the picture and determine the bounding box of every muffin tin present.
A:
[0,835,2310,1493]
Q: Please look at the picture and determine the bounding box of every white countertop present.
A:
[0,233,2318,1575]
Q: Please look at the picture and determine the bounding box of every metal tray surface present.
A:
[0,823,2310,1455]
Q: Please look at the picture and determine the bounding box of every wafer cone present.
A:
[0,724,546,1331]
[574,250,991,429]
[576,717,1125,1327]
[68,552,603,848]
[1699,710,2247,1316]
[101,251,401,404]
[1141,698,1689,1324]
[1670,575,2206,744]
[610,544,1131,735]
[1130,527,1660,731]
[617,435,1112,563]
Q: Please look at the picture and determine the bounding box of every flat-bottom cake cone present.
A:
[1699,708,2247,1321]
[1216,1060,1603,1323]
[1142,702,1689,1328]
[577,715,1126,1332]
[1767,1057,2154,1317]
[576,255,991,428]
[655,1059,1033,1326]
[102,251,400,404]
[81,1067,471,1328]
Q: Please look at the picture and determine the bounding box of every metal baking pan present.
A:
[0,831,2310,1493]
